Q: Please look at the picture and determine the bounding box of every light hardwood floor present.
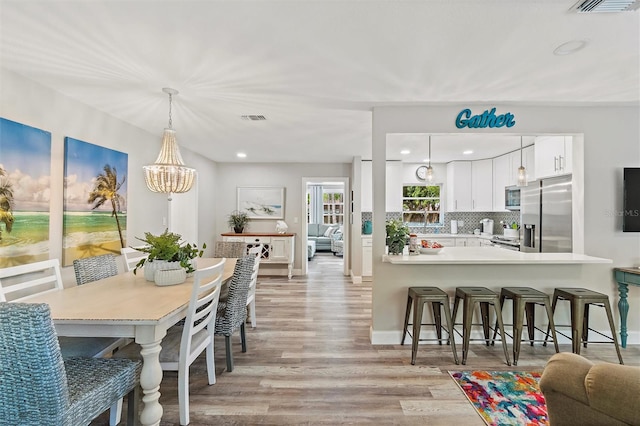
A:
[95,252,640,425]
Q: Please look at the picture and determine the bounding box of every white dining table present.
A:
[21,257,236,426]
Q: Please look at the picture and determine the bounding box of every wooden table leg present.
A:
[617,282,629,348]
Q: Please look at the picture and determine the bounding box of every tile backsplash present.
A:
[362,211,520,235]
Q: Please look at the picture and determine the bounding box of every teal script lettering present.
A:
[455,108,516,129]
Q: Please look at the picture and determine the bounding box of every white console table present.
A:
[221,233,295,279]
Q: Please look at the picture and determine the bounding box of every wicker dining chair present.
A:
[215,255,255,372]
[214,241,247,258]
[73,253,119,285]
[0,302,141,426]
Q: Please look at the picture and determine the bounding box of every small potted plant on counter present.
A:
[133,229,206,284]
[228,210,250,233]
[385,219,409,255]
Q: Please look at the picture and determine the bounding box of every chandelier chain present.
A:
[168,92,173,129]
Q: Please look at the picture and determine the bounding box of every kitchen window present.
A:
[402,185,442,226]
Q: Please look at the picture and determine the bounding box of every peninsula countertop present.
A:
[382,247,612,265]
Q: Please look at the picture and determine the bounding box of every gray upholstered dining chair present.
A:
[0,302,141,425]
[215,255,255,372]
[73,253,119,285]
[214,241,247,258]
[114,258,226,425]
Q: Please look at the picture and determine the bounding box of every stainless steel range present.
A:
[490,236,521,251]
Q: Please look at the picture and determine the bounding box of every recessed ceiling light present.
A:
[463,150,473,155]
[553,40,588,56]
[237,152,247,158]
[400,149,410,155]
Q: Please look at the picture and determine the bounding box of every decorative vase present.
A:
[388,241,405,255]
[154,268,187,286]
[234,226,244,233]
[143,260,181,282]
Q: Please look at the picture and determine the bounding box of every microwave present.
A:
[505,186,521,210]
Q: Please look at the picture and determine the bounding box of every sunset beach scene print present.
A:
[0,118,52,267]
[63,137,128,266]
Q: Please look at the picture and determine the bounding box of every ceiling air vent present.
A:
[570,0,640,12]
[241,115,266,121]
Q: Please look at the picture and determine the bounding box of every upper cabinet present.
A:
[446,161,472,211]
[534,136,572,179]
[492,145,535,211]
[471,159,493,211]
[447,160,493,212]
[361,161,403,212]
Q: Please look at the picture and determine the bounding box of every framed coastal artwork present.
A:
[0,118,52,267]
[63,137,128,266]
[237,186,285,219]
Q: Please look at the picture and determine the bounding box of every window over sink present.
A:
[402,184,442,226]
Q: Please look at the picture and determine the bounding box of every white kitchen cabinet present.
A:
[492,153,510,211]
[479,238,494,247]
[433,237,455,247]
[472,159,493,211]
[446,161,472,212]
[222,233,295,279]
[534,136,572,179]
[362,236,372,277]
[361,160,403,213]
[454,236,481,247]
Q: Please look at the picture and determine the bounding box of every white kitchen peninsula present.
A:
[371,247,614,345]
[383,247,611,265]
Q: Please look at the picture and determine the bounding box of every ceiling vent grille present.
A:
[570,0,640,12]
[241,115,267,121]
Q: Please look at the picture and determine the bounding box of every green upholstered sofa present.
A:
[540,352,640,426]
[307,223,340,251]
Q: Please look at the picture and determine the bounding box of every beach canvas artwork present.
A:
[0,118,52,267]
[63,137,128,266]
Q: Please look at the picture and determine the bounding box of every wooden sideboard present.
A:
[221,233,295,279]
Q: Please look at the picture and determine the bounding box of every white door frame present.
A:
[301,177,350,276]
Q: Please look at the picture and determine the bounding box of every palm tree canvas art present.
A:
[0,118,52,267]
[63,137,128,266]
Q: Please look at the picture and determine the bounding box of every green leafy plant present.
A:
[386,218,409,255]
[133,229,206,274]
[227,210,250,233]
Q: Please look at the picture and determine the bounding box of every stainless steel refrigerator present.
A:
[520,175,572,253]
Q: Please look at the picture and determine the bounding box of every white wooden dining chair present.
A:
[115,258,226,425]
[0,258,127,425]
[246,245,262,328]
[120,247,148,272]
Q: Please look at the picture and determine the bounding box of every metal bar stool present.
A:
[401,287,459,365]
[545,287,623,364]
[451,287,511,366]
[491,287,559,365]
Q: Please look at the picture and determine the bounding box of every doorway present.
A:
[301,177,349,276]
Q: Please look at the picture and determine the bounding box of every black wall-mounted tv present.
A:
[623,168,640,232]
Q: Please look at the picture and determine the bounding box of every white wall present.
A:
[371,105,640,344]
[1,69,218,283]
[215,162,351,274]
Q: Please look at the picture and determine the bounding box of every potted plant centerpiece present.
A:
[228,210,250,233]
[386,218,409,255]
[133,229,206,285]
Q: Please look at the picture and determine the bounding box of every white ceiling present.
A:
[1,1,638,164]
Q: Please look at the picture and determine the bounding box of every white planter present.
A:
[143,260,181,282]
[154,268,187,286]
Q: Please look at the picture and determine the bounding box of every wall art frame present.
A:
[237,186,285,219]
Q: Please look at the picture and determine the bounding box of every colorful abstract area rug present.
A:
[449,370,548,426]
